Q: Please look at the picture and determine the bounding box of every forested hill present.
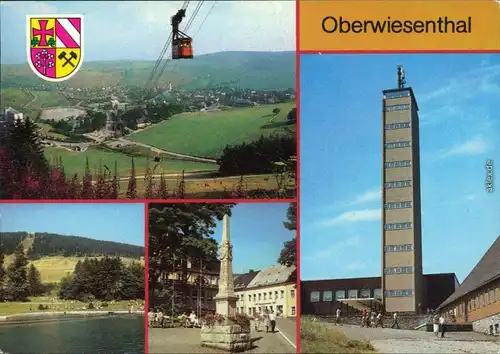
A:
[0,232,143,258]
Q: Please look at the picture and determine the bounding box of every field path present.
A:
[117,138,217,164]
[92,172,275,184]
[23,90,38,108]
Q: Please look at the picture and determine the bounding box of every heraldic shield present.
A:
[27,15,84,82]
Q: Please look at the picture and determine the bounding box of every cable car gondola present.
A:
[171,9,193,60]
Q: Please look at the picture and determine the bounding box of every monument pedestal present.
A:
[201,324,251,352]
[215,295,238,317]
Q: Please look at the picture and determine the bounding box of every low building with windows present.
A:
[156,257,221,315]
[301,273,457,317]
[235,265,297,317]
[234,270,260,314]
[438,236,500,335]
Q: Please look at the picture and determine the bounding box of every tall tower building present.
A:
[381,65,423,313]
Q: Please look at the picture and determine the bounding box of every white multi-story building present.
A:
[4,107,24,124]
[235,264,297,318]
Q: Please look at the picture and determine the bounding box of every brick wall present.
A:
[441,279,500,326]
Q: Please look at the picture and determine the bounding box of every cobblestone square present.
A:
[149,324,295,353]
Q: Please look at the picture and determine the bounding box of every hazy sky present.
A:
[211,203,294,274]
[0,1,295,64]
[0,203,145,246]
[300,53,500,283]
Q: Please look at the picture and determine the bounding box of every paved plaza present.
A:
[149,320,296,353]
[326,323,500,353]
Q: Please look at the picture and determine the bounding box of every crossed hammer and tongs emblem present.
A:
[58,51,78,67]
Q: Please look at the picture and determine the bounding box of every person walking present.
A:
[370,311,375,328]
[268,310,277,333]
[264,309,271,333]
[433,314,439,337]
[361,309,367,327]
[391,312,401,329]
[375,312,383,328]
[335,308,341,325]
[439,315,446,338]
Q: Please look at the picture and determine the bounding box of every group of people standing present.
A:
[253,309,277,333]
[360,309,386,328]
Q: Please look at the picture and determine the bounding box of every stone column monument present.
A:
[214,214,238,316]
[201,214,251,352]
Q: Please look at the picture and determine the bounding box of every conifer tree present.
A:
[82,156,93,199]
[68,173,82,199]
[126,158,137,199]
[0,147,18,199]
[278,203,297,268]
[94,159,107,199]
[0,243,5,301]
[27,264,44,296]
[110,160,119,199]
[5,244,29,301]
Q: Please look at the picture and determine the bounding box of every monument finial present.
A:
[222,214,230,243]
[397,64,407,89]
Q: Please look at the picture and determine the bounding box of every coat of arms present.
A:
[27,15,84,82]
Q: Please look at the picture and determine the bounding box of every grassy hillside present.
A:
[3,256,143,284]
[0,232,144,258]
[0,89,33,110]
[44,146,217,177]
[128,102,296,158]
[30,233,143,258]
[0,232,144,283]
[0,51,295,90]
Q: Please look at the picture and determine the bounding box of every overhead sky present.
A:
[211,203,294,274]
[0,203,145,246]
[0,1,295,64]
[300,54,500,283]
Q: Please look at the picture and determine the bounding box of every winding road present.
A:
[90,172,275,184]
[115,138,217,164]
[22,90,38,108]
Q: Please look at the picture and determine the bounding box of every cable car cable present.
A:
[144,1,190,95]
[147,1,198,96]
[168,2,216,76]
[150,1,204,92]
[145,0,189,90]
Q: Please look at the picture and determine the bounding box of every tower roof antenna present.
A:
[397,64,406,89]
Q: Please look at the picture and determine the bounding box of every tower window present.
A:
[384,180,411,188]
[384,289,413,297]
[384,244,414,252]
[384,90,410,99]
[385,141,411,149]
[384,160,411,168]
[385,122,410,130]
[384,222,412,231]
[385,104,410,112]
[384,201,412,210]
[384,267,414,275]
